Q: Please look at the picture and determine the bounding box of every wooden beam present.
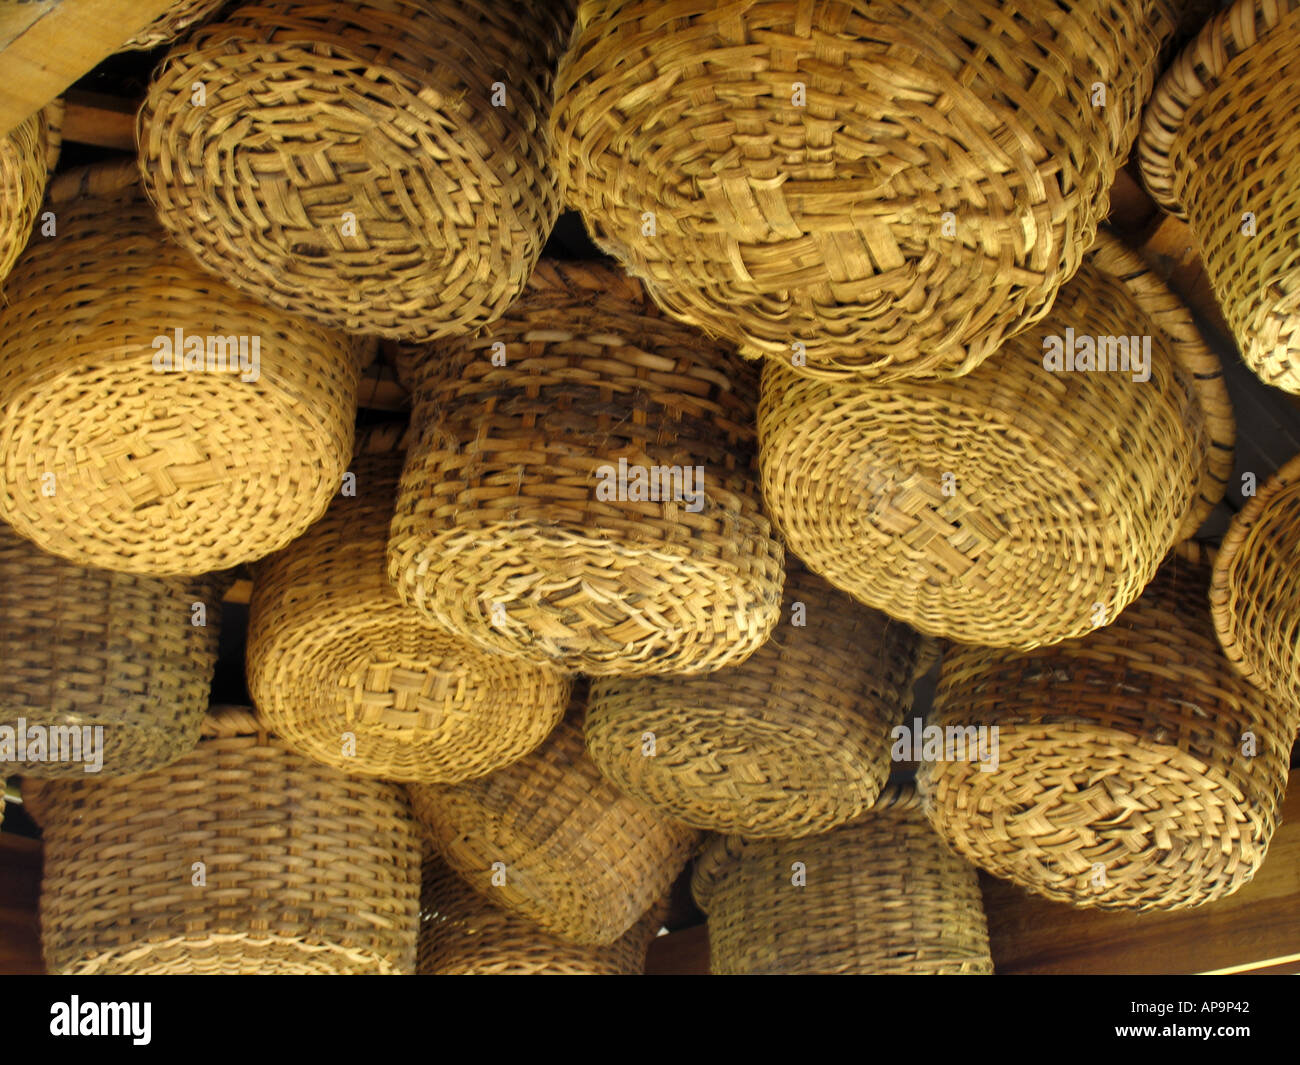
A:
[62,89,137,151]
[645,922,708,975]
[0,0,182,137]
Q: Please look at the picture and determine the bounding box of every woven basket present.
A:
[25,706,420,975]
[122,0,225,49]
[138,0,574,341]
[759,232,1233,649]
[921,545,1293,911]
[554,0,1181,381]
[0,99,63,287]
[419,855,665,975]
[389,259,785,676]
[586,564,923,838]
[1211,450,1300,715]
[0,522,220,778]
[248,424,571,782]
[410,699,700,946]
[1140,0,1300,393]
[0,159,365,575]
[691,783,993,974]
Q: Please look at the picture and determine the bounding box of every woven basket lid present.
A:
[921,547,1293,910]
[247,423,571,782]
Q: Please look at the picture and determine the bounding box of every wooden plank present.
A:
[0,0,181,137]
[645,921,709,975]
[62,88,137,151]
[0,834,43,975]
[983,768,1300,974]
[222,578,251,605]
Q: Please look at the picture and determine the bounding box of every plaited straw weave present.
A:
[390,259,785,676]
[1140,0,1300,393]
[921,545,1293,911]
[25,706,420,975]
[410,698,700,946]
[553,0,1180,381]
[759,233,1233,650]
[419,855,665,975]
[122,0,225,49]
[248,424,570,782]
[586,564,923,838]
[692,782,993,975]
[1211,451,1300,717]
[138,0,575,341]
[0,521,220,778]
[0,159,366,576]
[0,99,63,287]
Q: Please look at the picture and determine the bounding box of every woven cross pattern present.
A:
[0,99,60,287]
[586,565,924,838]
[758,234,1231,649]
[249,438,570,782]
[1140,0,1300,393]
[0,160,365,575]
[27,706,421,975]
[0,522,221,778]
[554,0,1179,380]
[410,706,700,946]
[389,260,784,676]
[692,784,994,974]
[922,550,1295,910]
[138,0,574,340]
[122,0,225,49]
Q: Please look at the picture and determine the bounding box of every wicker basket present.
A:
[691,783,993,974]
[122,0,225,49]
[248,425,571,782]
[1211,451,1300,715]
[410,698,700,945]
[586,564,923,838]
[554,0,1181,381]
[0,522,221,778]
[921,545,1293,910]
[389,259,785,676]
[759,232,1234,649]
[0,159,365,575]
[138,0,574,341]
[419,855,665,975]
[1140,0,1300,393]
[25,706,420,975]
[0,99,63,287]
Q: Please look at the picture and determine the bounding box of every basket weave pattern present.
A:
[922,550,1293,910]
[0,161,365,575]
[248,427,571,781]
[28,707,420,975]
[554,0,1178,379]
[586,566,922,838]
[691,784,993,974]
[0,100,62,287]
[123,0,225,49]
[139,0,575,340]
[389,260,784,676]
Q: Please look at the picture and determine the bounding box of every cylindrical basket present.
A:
[1140,0,1300,393]
[759,232,1234,649]
[248,424,571,782]
[419,855,665,975]
[921,545,1293,910]
[389,259,785,676]
[0,159,365,575]
[138,0,575,341]
[554,0,1181,380]
[122,0,225,49]
[586,564,924,838]
[26,706,420,975]
[0,99,63,287]
[0,521,221,778]
[410,698,700,945]
[1211,451,1300,715]
[691,783,993,974]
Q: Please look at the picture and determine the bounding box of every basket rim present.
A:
[1209,448,1300,692]
[1140,0,1300,215]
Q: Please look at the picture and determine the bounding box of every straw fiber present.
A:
[248,424,570,782]
[123,0,225,49]
[692,783,993,974]
[0,99,62,288]
[389,259,784,676]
